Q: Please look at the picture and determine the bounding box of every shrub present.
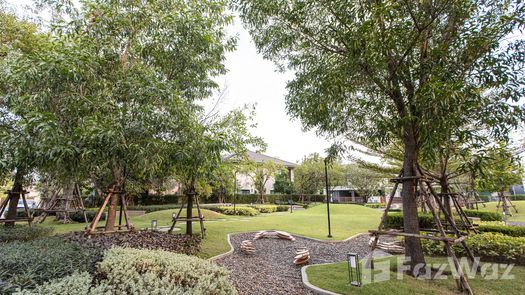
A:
[0,225,54,242]
[0,238,99,293]
[384,213,435,229]
[510,194,525,201]
[464,210,502,221]
[364,203,385,209]
[478,224,525,237]
[127,204,181,213]
[253,205,277,213]
[215,206,259,216]
[422,233,525,265]
[276,205,289,212]
[70,210,106,223]
[22,248,237,295]
[129,193,180,205]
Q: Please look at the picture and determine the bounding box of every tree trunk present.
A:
[401,132,426,275]
[104,167,125,232]
[186,181,195,235]
[439,178,453,220]
[5,170,24,227]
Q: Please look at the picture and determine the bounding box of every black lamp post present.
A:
[324,158,332,238]
[233,171,237,215]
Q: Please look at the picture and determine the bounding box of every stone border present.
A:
[208,233,235,261]
[301,264,342,295]
[207,231,367,261]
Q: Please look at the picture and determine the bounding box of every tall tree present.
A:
[345,164,387,202]
[235,0,525,271]
[273,170,295,195]
[243,160,282,203]
[172,108,261,234]
[0,7,48,226]
[2,0,236,231]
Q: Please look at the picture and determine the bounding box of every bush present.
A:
[0,238,99,293]
[22,248,237,295]
[478,224,525,237]
[384,213,435,229]
[422,233,525,265]
[70,210,106,223]
[511,194,525,201]
[464,210,502,221]
[276,205,289,212]
[253,205,277,213]
[0,225,54,242]
[215,206,259,216]
[364,203,385,209]
[129,193,180,205]
[128,204,181,213]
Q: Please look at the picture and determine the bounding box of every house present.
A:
[228,151,296,195]
[325,186,364,203]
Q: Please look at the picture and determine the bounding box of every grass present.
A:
[478,201,525,222]
[306,256,525,295]
[37,204,381,258]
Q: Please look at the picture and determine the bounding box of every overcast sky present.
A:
[205,17,332,163]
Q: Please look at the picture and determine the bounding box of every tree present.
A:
[0,7,49,226]
[345,164,387,202]
[243,160,281,203]
[172,108,261,234]
[210,162,236,204]
[476,143,524,194]
[235,0,525,271]
[293,153,325,195]
[273,170,294,195]
[2,0,236,231]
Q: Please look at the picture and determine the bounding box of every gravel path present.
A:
[214,232,385,295]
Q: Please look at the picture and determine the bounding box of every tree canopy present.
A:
[235,0,525,270]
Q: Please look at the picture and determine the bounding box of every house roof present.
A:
[225,150,297,168]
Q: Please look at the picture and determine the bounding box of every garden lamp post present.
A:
[233,170,237,215]
[324,157,332,238]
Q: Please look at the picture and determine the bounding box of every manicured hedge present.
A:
[129,193,180,205]
[0,225,54,242]
[422,233,525,265]
[510,194,525,201]
[128,204,181,213]
[464,210,502,221]
[70,210,106,223]
[384,213,436,229]
[478,224,525,237]
[364,203,386,209]
[22,248,236,295]
[215,206,259,216]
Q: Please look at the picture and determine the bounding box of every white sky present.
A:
[206,17,332,163]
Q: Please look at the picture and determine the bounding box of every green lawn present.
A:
[306,256,525,295]
[478,201,525,222]
[39,204,382,258]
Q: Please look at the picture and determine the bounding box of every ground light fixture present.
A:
[151,219,158,230]
[324,157,332,238]
[347,253,362,287]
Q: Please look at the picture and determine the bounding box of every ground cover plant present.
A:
[0,225,54,242]
[0,237,99,293]
[20,248,236,295]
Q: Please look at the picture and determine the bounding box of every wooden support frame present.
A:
[35,183,88,224]
[366,168,476,295]
[168,192,206,238]
[85,189,133,236]
[0,190,33,226]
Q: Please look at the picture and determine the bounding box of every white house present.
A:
[228,151,296,195]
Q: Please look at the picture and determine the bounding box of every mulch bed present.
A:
[215,232,386,295]
[63,230,201,255]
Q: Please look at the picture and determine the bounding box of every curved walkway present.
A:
[213,232,384,295]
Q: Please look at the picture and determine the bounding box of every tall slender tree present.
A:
[235,0,525,271]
